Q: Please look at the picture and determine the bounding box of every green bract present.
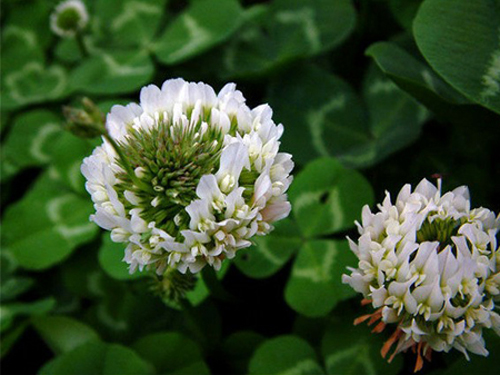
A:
[115,117,225,234]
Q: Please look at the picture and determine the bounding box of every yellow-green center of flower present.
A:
[116,114,225,235]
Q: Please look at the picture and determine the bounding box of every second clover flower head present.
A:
[50,0,89,38]
[343,178,500,371]
[81,78,294,275]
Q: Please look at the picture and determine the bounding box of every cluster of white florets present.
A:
[50,0,88,38]
[82,78,293,274]
[343,179,500,363]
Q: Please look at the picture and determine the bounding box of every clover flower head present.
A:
[82,78,293,275]
[50,0,89,38]
[342,178,500,371]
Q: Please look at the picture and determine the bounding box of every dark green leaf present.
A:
[285,240,356,317]
[55,38,83,63]
[32,316,100,355]
[1,251,30,295]
[360,64,429,166]
[249,335,324,374]
[293,315,329,346]
[366,41,499,127]
[1,298,55,333]
[289,158,374,238]
[94,0,168,48]
[414,0,500,114]
[69,50,154,95]
[38,341,155,375]
[269,65,370,166]
[3,173,98,270]
[366,41,471,105]
[269,64,429,168]
[1,111,62,181]
[1,63,70,110]
[133,332,210,374]
[4,0,53,50]
[1,26,44,74]
[0,277,34,302]
[234,218,302,278]
[0,321,28,358]
[154,0,244,65]
[389,0,423,31]
[50,133,98,194]
[221,331,265,374]
[82,270,176,342]
[222,0,356,78]
[271,0,356,55]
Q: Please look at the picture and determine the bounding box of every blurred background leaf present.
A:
[132,332,210,374]
[3,172,98,270]
[249,335,324,374]
[154,0,244,65]
[38,341,155,375]
[32,315,100,355]
[1,111,62,182]
[68,51,154,95]
[92,0,169,49]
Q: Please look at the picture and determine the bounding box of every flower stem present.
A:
[75,33,89,57]
[201,266,233,301]
[103,134,155,194]
[178,298,206,344]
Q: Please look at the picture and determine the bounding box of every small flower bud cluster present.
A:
[343,179,500,368]
[63,98,106,139]
[82,78,293,274]
[50,0,88,38]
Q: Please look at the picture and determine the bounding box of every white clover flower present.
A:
[342,178,500,371]
[82,78,293,275]
[50,0,89,38]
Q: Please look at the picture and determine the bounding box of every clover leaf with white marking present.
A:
[236,157,374,317]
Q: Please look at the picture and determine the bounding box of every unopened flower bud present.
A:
[63,98,106,139]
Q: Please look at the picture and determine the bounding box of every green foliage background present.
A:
[1,0,499,374]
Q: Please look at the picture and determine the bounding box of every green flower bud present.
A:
[62,98,106,139]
